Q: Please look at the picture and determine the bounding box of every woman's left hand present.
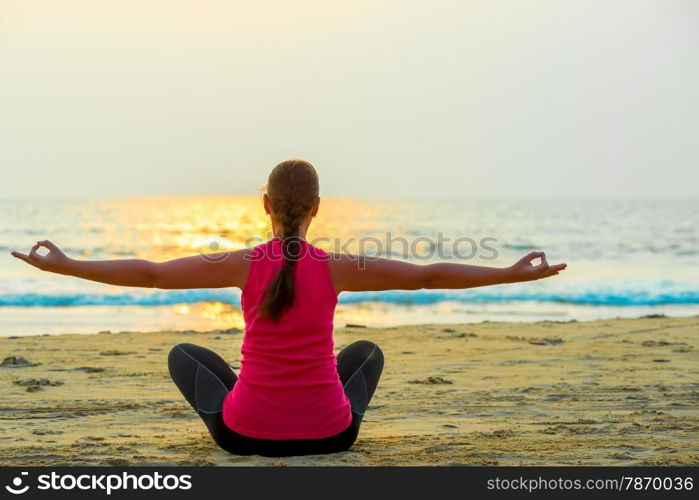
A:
[11,240,71,273]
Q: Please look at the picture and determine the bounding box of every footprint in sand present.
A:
[424,445,452,453]
[14,378,64,392]
[1,356,39,368]
[408,376,453,385]
[672,346,693,352]
[529,337,565,345]
[103,458,131,466]
[74,367,106,373]
[438,329,477,338]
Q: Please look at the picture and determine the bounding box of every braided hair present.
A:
[260,159,320,321]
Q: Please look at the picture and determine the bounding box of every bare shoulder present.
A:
[150,247,254,290]
[327,252,427,293]
[327,252,363,294]
[197,247,254,289]
[222,248,254,287]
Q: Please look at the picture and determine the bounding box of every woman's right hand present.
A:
[11,240,72,273]
[507,251,566,283]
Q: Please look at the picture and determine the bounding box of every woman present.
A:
[11,159,566,457]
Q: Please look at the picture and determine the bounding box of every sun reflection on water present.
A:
[92,196,380,261]
[171,301,246,330]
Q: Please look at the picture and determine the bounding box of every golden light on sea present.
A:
[170,301,245,331]
[173,304,190,315]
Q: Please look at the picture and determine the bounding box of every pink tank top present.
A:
[221,238,353,440]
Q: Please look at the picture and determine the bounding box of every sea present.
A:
[1,197,697,336]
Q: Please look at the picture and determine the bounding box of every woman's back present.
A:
[221,238,353,440]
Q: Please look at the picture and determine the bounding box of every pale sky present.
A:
[1,1,697,199]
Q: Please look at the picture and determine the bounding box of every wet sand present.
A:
[0,316,697,466]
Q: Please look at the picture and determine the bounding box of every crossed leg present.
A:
[167,340,384,456]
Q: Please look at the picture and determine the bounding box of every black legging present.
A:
[167,340,384,457]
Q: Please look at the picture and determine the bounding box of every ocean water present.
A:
[1,197,697,336]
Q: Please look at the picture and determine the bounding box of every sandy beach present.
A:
[0,316,697,466]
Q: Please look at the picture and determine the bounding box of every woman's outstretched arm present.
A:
[329,251,566,293]
[11,240,250,289]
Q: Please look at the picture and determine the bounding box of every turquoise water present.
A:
[1,281,698,307]
[1,197,697,335]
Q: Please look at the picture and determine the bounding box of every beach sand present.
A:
[0,316,697,466]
